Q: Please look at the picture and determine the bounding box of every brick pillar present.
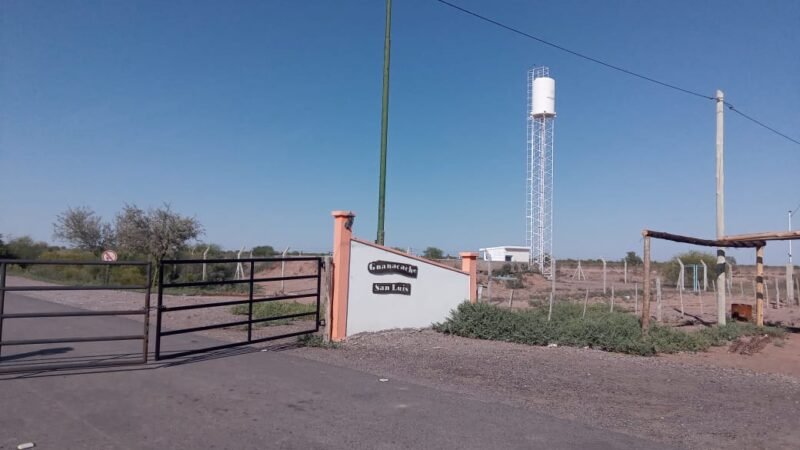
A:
[460,252,479,303]
[330,211,355,341]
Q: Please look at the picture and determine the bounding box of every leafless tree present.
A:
[53,206,114,254]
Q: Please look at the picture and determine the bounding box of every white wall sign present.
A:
[368,260,418,278]
[372,282,411,295]
[347,240,469,335]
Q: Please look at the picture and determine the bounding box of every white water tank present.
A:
[531,76,556,116]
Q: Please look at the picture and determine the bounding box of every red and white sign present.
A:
[101,250,118,262]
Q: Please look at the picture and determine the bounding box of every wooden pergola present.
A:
[641,229,800,330]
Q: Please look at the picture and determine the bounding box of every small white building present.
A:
[480,246,530,262]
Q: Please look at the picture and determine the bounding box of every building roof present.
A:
[480,246,530,252]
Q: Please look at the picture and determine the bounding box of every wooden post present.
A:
[755,245,764,326]
[320,256,333,343]
[775,277,781,308]
[641,235,651,332]
[634,282,639,315]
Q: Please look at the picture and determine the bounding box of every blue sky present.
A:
[1,0,798,263]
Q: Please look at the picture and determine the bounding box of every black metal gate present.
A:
[154,257,322,360]
[0,259,152,374]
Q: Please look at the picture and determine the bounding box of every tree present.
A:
[116,204,203,271]
[623,251,643,266]
[0,234,12,258]
[422,247,444,259]
[53,206,114,253]
[6,236,51,260]
[252,245,276,257]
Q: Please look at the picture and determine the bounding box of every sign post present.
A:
[101,250,118,285]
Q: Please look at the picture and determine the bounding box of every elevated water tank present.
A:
[531,77,556,116]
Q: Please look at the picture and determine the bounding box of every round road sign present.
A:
[101,250,118,262]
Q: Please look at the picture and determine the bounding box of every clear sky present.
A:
[1,0,798,263]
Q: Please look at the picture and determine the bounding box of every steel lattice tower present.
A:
[526,67,556,279]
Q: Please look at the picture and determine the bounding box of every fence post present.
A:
[641,234,651,333]
[247,260,255,343]
[143,263,152,364]
[155,263,164,360]
[0,262,5,360]
[320,256,333,343]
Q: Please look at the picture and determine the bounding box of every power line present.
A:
[724,102,800,146]
[435,0,712,100]
[434,0,800,147]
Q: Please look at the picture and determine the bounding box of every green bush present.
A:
[6,236,53,261]
[434,302,783,356]
[230,301,316,326]
[662,251,717,286]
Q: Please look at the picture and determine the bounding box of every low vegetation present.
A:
[296,334,338,348]
[230,301,316,326]
[433,302,784,356]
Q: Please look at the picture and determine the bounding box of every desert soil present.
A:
[292,329,800,450]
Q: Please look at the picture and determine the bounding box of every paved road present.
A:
[0,294,676,449]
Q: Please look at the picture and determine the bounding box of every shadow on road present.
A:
[0,340,305,380]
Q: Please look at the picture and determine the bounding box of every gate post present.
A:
[331,211,355,341]
[460,252,479,303]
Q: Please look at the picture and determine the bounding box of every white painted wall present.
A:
[347,240,470,335]
[482,246,530,262]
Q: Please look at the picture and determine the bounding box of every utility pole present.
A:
[788,203,800,305]
[376,0,392,245]
[789,203,799,264]
[715,90,727,325]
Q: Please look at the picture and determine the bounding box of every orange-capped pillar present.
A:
[460,252,479,303]
[330,211,355,341]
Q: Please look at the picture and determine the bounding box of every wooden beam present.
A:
[641,234,652,333]
[755,245,765,327]
[642,229,763,248]
[724,230,800,242]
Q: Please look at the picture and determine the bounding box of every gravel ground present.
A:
[9,275,800,448]
[291,329,800,450]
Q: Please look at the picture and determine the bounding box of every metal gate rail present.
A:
[155,257,322,360]
[0,259,151,373]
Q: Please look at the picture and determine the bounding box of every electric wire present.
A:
[435,0,800,147]
[724,102,800,146]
